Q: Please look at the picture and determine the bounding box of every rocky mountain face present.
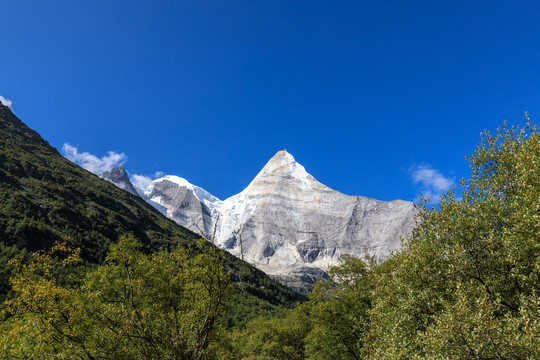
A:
[214,151,419,293]
[100,166,138,195]
[104,150,419,294]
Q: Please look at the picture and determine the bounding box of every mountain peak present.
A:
[153,175,220,204]
[100,166,138,196]
[102,166,129,178]
[267,149,296,166]
[246,150,318,191]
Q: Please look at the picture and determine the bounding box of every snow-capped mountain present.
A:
[102,150,419,294]
[135,175,218,239]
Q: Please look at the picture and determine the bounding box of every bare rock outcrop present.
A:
[100,166,138,196]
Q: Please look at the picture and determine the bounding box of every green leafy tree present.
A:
[367,118,540,359]
[304,255,373,360]
[230,254,374,360]
[1,235,233,360]
[230,306,313,360]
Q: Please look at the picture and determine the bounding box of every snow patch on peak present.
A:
[154,175,192,188]
[289,160,311,181]
[269,149,295,165]
[252,150,316,191]
[154,175,220,205]
[260,150,301,174]
[280,149,294,161]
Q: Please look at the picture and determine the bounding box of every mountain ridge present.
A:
[104,149,419,294]
[100,166,139,195]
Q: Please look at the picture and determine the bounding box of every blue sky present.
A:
[2,1,539,202]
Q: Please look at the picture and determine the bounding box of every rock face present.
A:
[135,176,219,239]
[100,166,138,196]
[102,151,419,294]
[210,150,419,293]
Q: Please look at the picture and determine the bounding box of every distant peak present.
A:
[268,149,296,165]
[100,166,128,178]
[100,166,138,196]
[248,150,317,189]
[110,166,128,175]
[154,175,193,188]
[153,175,220,203]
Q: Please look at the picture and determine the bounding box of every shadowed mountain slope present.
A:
[0,103,195,258]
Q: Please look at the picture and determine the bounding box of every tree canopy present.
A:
[368,118,540,359]
[1,235,233,360]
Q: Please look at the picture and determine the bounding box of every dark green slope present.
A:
[0,103,304,324]
[0,103,197,259]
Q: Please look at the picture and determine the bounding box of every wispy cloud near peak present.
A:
[131,174,153,191]
[62,143,127,175]
[0,96,13,108]
[410,164,455,204]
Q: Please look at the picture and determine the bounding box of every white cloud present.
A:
[154,171,165,178]
[410,164,455,204]
[0,96,13,108]
[62,143,127,175]
[131,174,154,190]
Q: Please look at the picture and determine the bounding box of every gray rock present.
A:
[211,150,419,293]
[147,177,216,239]
[100,166,138,196]
[132,150,419,293]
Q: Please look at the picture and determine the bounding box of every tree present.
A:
[1,235,233,360]
[303,255,373,360]
[229,306,313,360]
[367,118,540,359]
[228,254,374,360]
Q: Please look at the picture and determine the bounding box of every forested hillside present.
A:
[0,103,303,331]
